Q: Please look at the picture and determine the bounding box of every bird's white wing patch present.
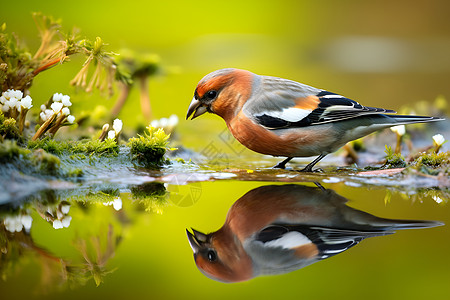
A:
[264,232,311,249]
[258,107,311,122]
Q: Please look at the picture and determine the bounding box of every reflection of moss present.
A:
[131,182,168,214]
[127,126,170,168]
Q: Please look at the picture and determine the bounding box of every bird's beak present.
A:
[186,228,201,253]
[186,97,207,120]
[186,228,208,254]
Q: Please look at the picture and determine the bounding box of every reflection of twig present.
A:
[139,75,152,121]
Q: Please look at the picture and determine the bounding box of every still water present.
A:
[0,179,448,300]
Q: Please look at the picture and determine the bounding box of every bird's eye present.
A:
[207,250,217,262]
[205,90,217,100]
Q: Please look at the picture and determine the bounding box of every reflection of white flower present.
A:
[67,115,75,124]
[51,102,63,113]
[113,118,123,134]
[432,134,445,146]
[4,216,23,232]
[107,130,116,139]
[21,215,33,231]
[103,197,123,211]
[61,204,71,214]
[390,125,406,136]
[61,216,72,228]
[53,219,63,229]
[21,95,33,109]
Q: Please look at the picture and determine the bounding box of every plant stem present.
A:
[32,114,56,141]
[110,82,131,118]
[139,75,152,122]
[33,56,66,76]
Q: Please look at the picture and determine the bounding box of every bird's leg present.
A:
[273,157,293,169]
[299,154,327,172]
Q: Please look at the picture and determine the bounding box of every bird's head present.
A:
[186,227,253,283]
[186,68,254,122]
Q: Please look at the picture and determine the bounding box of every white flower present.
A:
[150,120,159,128]
[67,115,75,124]
[21,95,33,109]
[40,112,48,121]
[8,96,19,108]
[44,109,53,119]
[107,130,116,139]
[53,93,63,102]
[390,125,406,136]
[20,215,33,231]
[159,117,169,128]
[2,103,10,112]
[112,197,122,211]
[53,219,63,229]
[61,216,72,228]
[113,118,123,134]
[11,89,23,99]
[0,96,6,104]
[61,107,70,116]
[432,134,445,146]
[51,102,63,113]
[168,114,179,127]
[40,104,46,111]
[61,95,72,107]
[102,123,109,131]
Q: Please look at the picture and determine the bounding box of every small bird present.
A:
[186,68,443,171]
[186,184,443,283]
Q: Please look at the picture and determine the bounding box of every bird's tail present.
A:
[387,115,444,125]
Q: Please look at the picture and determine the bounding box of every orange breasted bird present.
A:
[186,68,443,171]
[186,184,443,283]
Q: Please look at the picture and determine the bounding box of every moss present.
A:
[127,126,169,168]
[416,152,449,167]
[382,145,407,169]
[28,138,119,156]
[0,112,20,140]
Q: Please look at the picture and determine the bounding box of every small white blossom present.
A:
[53,219,63,229]
[432,195,443,204]
[112,197,122,211]
[113,118,123,134]
[61,95,72,107]
[10,89,23,99]
[2,103,10,112]
[51,102,63,113]
[40,112,48,121]
[21,95,33,109]
[40,104,46,111]
[159,117,169,128]
[102,123,109,131]
[61,216,72,228]
[61,107,70,116]
[53,93,63,102]
[390,125,406,136]
[8,97,19,108]
[150,120,159,128]
[432,134,446,146]
[67,115,76,124]
[168,114,179,127]
[0,96,6,104]
[107,130,116,139]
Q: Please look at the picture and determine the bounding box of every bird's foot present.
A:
[272,162,287,169]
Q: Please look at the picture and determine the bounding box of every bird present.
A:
[186,68,443,171]
[186,184,443,283]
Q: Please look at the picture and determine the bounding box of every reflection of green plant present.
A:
[127,126,170,167]
[131,182,169,214]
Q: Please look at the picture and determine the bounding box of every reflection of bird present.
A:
[186,184,443,283]
[186,69,442,171]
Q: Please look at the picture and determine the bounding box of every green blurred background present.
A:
[2,0,450,151]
